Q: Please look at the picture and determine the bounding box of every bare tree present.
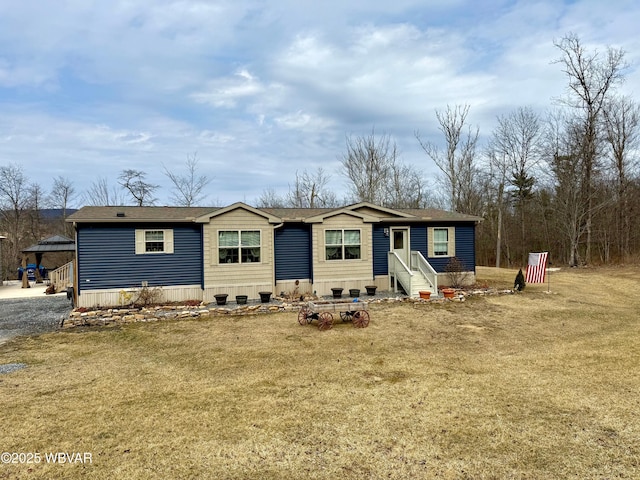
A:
[341,129,397,205]
[491,106,543,263]
[385,162,430,208]
[602,95,640,260]
[26,182,46,243]
[163,153,211,207]
[484,145,509,268]
[0,163,30,277]
[542,110,610,266]
[554,33,627,263]
[287,168,338,208]
[83,177,127,206]
[48,176,77,235]
[255,187,286,208]
[416,104,480,213]
[118,169,158,206]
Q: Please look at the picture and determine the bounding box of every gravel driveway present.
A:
[0,295,73,346]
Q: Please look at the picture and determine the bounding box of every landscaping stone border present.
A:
[61,288,514,329]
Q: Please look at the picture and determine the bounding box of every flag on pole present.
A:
[526,252,548,284]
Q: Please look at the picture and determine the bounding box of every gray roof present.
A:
[22,235,76,253]
[67,206,218,223]
[67,204,482,224]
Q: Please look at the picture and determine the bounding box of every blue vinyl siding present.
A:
[372,225,389,276]
[410,226,427,258]
[274,224,312,281]
[374,223,476,274]
[454,224,476,272]
[426,222,476,273]
[77,224,203,291]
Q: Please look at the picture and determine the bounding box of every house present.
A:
[66,202,482,308]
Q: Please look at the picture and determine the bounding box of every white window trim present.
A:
[428,226,455,258]
[324,228,362,261]
[135,229,174,255]
[217,229,262,265]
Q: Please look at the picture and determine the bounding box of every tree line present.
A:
[2,33,639,277]
[263,34,640,267]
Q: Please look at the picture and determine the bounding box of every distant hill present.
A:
[38,209,79,220]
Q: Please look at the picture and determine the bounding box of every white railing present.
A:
[410,251,438,294]
[50,261,73,292]
[388,251,414,294]
[388,251,439,297]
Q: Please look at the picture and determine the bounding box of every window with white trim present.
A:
[219,230,261,264]
[325,229,361,260]
[135,229,174,254]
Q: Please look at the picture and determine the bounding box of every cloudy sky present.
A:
[1,0,639,207]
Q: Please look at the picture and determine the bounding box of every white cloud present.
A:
[191,69,266,108]
[1,0,640,205]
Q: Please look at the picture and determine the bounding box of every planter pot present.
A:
[365,285,377,296]
[419,291,431,300]
[214,293,228,306]
[331,288,343,299]
[258,291,272,303]
[349,288,360,298]
[442,288,455,299]
[235,295,248,305]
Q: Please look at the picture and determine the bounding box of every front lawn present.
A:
[1,266,639,479]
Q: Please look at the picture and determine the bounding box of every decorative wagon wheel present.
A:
[352,310,370,328]
[317,312,334,330]
[340,311,352,322]
[298,306,311,325]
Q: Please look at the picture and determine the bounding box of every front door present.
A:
[390,228,410,266]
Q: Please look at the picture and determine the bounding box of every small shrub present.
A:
[133,285,163,306]
[445,257,470,288]
[119,289,134,306]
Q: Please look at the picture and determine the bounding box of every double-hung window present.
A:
[219,230,261,264]
[433,228,449,256]
[325,229,361,260]
[135,229,174,254]
[428,227,455,257]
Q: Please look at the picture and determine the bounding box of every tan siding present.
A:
[203,284,274,302]
[311,214,373,295]
[275,279,313,297]
[350,206,394,218]
[351,206,383,217]
[202,209,275,292]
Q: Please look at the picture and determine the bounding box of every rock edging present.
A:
[61,303,296,328]
[61,288,513,329]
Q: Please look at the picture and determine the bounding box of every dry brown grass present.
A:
[1,266,639,479]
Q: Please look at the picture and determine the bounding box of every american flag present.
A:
[525,252,548,284]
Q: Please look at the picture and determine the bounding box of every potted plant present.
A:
[214,293,228,305]
[258,291,272,303]
[236,295,248,305]
[331,287,343,299]
[419,291,431,300]
[349,288,360,298]
[442,288,455,299]
[365,285,377,296]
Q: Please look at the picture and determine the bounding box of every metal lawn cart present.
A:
[298,299,370,330]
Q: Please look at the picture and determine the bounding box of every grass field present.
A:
[1,266,639,479]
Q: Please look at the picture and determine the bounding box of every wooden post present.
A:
[21,255,30,289]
